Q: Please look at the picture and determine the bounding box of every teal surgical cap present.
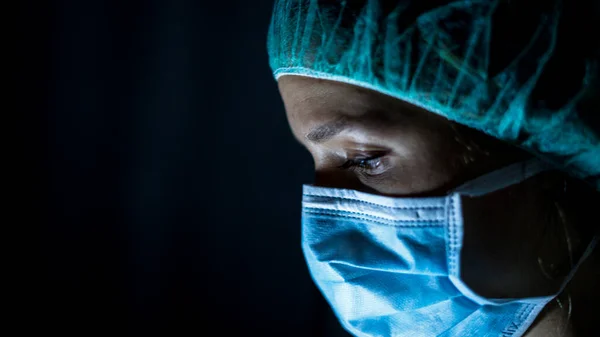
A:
[267,0,600,190]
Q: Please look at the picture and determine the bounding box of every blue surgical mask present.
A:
[301,159,597,337]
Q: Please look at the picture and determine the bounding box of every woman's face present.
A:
[278,75,518,196]
[277,75,584,302]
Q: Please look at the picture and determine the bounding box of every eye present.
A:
[338,153,388,176]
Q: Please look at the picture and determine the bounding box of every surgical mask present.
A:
[301,159,598,337]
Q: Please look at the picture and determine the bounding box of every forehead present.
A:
[277,76,363,139]
[277,75,441,139]
[277,76,379,111]
[278,76,398,123]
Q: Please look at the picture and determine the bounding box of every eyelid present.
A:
[337,153,380,169]
[338,152,390,176]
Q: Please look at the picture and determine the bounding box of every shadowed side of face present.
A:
[278,75,520,196]
[276,74,592,303]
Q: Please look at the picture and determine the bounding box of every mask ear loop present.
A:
[539,177,577,335]
[533,177,573,334]
[536,178,574,281]
[452,158,553,197]
[557,178,574,269]
[542,177,599,336]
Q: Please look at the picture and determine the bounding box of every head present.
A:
[270,0,599,335]
[278,74,598,300]
[269,0,598,190]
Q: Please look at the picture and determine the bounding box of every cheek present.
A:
[371,129,466,195]
[459,184,567,299]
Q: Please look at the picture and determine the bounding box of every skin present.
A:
[278,75,599,336]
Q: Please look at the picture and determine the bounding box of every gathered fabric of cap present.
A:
[267,0,600,190]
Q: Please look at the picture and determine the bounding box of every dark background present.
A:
[22,0,351,335]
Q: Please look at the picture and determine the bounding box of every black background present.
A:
[22,1,351,335]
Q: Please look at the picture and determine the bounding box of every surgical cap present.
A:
[267,0,600,190]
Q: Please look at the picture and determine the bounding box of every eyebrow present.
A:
[305,117,350,143]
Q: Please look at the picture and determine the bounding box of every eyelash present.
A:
[338,154,384,174]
